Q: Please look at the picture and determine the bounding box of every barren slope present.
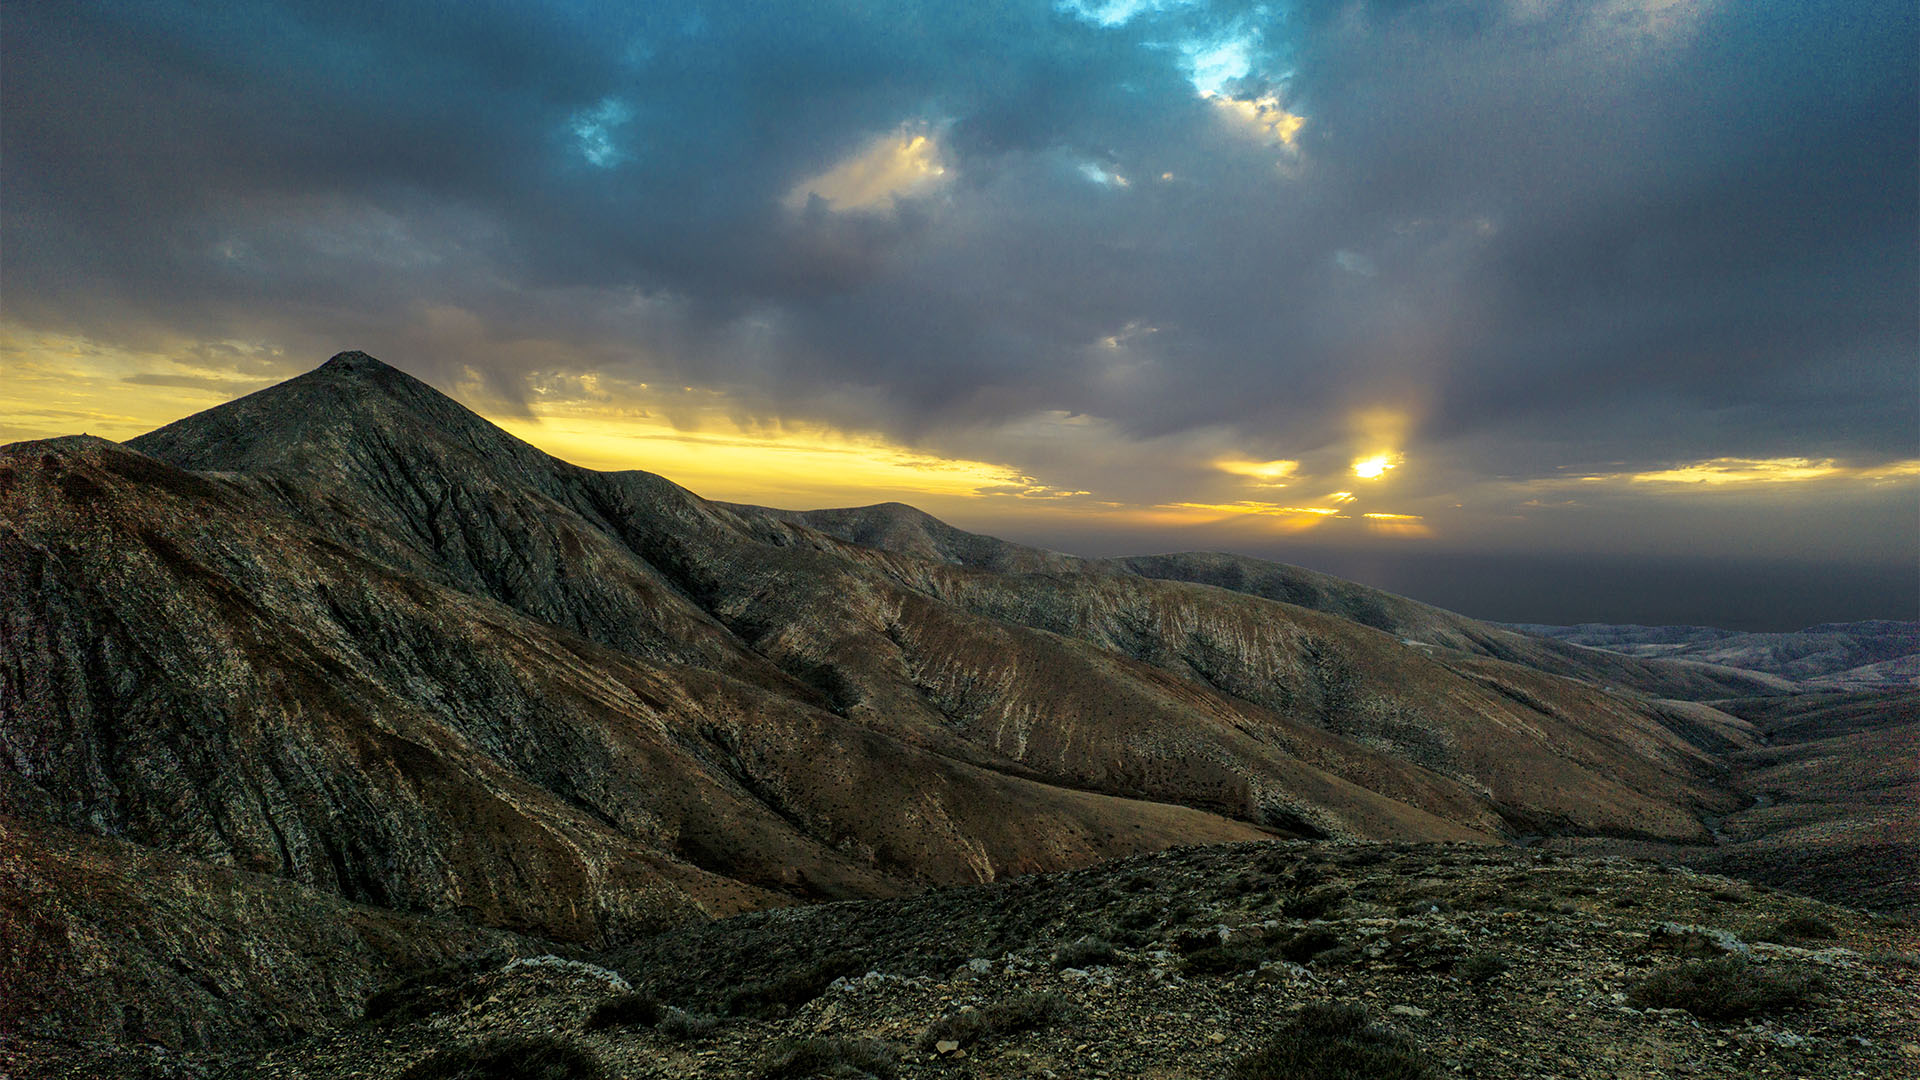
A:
[731,504,1793,699]
[121,353,1755,846]
[1,350,1820,1065]
[168,843,1920,1080]
[4,436,1276,935]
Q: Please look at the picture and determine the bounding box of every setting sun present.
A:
[1353,453,1402,480]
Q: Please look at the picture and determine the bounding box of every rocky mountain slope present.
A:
[742,503,1795,701]
[0,812,542,1055]
[1541,690,1920,917]
[20,842,1910,1080]
[112,353,1766,849]
[3,350,1904,1073]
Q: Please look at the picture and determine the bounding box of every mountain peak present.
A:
[317,349,396,375]
[128,349,521,476]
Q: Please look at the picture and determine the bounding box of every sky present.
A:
[3,0,1915,630]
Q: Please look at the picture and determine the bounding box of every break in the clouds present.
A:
[3,0,1916,624]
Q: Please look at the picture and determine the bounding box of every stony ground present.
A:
[185,842,1919,1080]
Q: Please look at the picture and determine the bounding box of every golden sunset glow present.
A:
[1174,501,1341,515]
[488,386,1096,508]
[1362,511,1433,537]
[0,328,295,442]
[1353,452,1402,479]
[497,414,1073,504]
[784,130,948,214]
[1630,457,1841,484]
[0,327,1085,510]
[1552,456,1920,488]
[7,324,1909,562]
[1152,499,1351,530]
[1214,457,1299,484]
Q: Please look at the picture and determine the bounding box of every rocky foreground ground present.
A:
[25,841,1908,1080]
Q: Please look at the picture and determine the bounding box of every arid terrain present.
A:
[2,352,1912,1077]
[1514,622,1918,691]
[16,844,1916,1079]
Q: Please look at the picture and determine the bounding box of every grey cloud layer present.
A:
[5,0,1915,478]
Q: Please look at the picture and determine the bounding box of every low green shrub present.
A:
[1182,938,1268,975]
[1172,927,1226,954]
[1053,936,1119,970]
[724,958,862,1018]
[1628,957,1825,1020]
[1229,1003,1435,1080]
[396,1034,601,1080]
[1760,915,1837,942]
[982,990,1078,1034]
[656,1008,723,1041]
[1255,849,1292,875]
[757,1036,898,1080]
[1455,951,1510,985]
[1226,872,1268,896]
[1165,899,1202,924]
[918,990,1078,1050]
[918,1008,990,1050]
[1279,927,1344,964]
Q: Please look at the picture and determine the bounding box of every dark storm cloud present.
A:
[4,0,1915,474]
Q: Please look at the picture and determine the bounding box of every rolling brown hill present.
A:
[1542,690,1920,917]
[0,350,1813,1061]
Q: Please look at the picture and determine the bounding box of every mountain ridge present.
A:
[726,502,1795,700]
[11,350,1903,1066]
[118,354,1762,841]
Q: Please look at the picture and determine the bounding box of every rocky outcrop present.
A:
[158,842,1920,1080]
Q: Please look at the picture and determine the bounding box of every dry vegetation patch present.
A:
[179,842,1915,1080]
[1628,957,1827,1020]
[394,1034,602,1080]
[1229,1003,1435,1080]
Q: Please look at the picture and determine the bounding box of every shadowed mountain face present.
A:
[1,351,1815,1051]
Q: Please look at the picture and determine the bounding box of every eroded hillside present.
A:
[4,351,1905,1074]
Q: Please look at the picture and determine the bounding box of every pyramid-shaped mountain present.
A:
[2,350,1809,1051]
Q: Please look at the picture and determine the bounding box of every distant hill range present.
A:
[2,351,1911,1066]
[1508,621,1918,690]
